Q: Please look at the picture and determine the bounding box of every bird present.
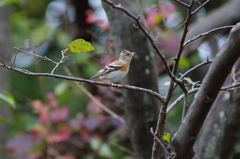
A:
[79,50,136,85]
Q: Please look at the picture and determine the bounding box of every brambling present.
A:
[79,50,136,85]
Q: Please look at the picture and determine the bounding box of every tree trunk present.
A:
[195,61,240,159]
[0,5,11,159]
[171,23,240,159]
[101,1,162,158]
[69,0,91,41]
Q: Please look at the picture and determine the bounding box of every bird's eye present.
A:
[127,53,130,56]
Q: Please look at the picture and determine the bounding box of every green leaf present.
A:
[0,92,16,109]
[179,57,189,68]
[66,39,94,53]
[162,132,171,143]
[0,117,8,123]
[153,14,163,24]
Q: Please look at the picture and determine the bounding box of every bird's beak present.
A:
[131,52,136,57]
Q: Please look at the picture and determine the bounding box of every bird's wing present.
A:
[89,64,122,80]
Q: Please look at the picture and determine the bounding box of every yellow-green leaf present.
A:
[67,39,94,53]
[179,57,189,68]
[163,132,171,143]
[0,92,16,109]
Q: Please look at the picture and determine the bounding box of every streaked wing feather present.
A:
[89,64,122,80]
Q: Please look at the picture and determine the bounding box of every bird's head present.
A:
[119,50,136,63]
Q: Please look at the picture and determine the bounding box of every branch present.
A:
[0,62,165,103]
[167,81,240,115]
[191,0,210,15]
[172,0,194,76]
[51,50,69,74]
[101,0,175,81]
[179,59,213,80]
[167,88,199,114]
[181,88,189,121]
[182,0,240,57]
[221,82,240,91]
[171,22,240,159]
[152,1,195,158]
[174,0,190,8]
[150,127,169,154]
[14,47,57,64]
[183,25,234,47]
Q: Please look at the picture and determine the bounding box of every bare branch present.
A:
[14,47,58,64]
[184,25,234,47]
[151,1,197,158]
[51,51,69,74]
[181,89,189,121]
[221,82,240,91]
[150,127,169,154]
[191,0,210,15]
[174,0,190,8]
[0,62,165,103]
[168,81,240,115]
[11,45,21,68]
[180,59,213,80]
[167,88,199,114]
[172,0,194,76]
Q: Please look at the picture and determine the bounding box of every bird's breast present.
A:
[100,70,128,82]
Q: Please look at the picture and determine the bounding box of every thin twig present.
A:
[51,51,69,74]
[180,59,213,80]
[184,25,234,47]
[110,141,136,156]
[191,0,210,15]
[221,82,240,91]
[172,0,194,76]
[11,45,22,68]
[167,88,199,114]
[174,0,190,8]
[167,81,240,114]
[150,128,169,154]
[170,0,195,120]
[14,47,57,64]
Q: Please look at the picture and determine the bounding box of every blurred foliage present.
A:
[4,0,236,158]
[0,92,16,109]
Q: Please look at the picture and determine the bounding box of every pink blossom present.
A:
[158,2,176,20]
[46,92,55,101]
[50,106,69,123]
[32,100,44,111]
[39,106,49,123]
[48,129,71,142]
